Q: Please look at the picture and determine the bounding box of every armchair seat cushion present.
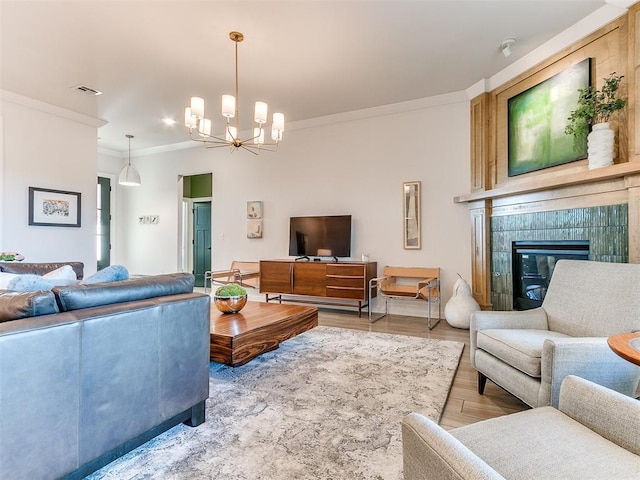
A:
[477,329,570,377]
[449,406,640,480]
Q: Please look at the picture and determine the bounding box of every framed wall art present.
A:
[508,58,590,176]
[247,201,263,219]
[247,219,263,239]
[403,181,421,249]
[28,187,81,227]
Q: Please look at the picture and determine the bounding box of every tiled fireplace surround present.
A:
[490,204,629,311]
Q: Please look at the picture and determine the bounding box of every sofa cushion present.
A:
[450,406,640,480]
[0,272,19,289]
[0,290,60,323]
[7,275,80,292]
[53,273,195,312]
[477,329,570,377]
[43,265,77,281]
[82,265,129,284]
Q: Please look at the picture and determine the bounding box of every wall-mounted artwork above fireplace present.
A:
[507,58,590,177]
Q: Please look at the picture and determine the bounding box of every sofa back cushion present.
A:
[53,273,195,312]
[0,291,59,323]
[0,262,84,280]
[543,260,640,336]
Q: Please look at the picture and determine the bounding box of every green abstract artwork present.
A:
[508,58,590,177]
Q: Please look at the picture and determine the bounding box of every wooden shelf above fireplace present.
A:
[454,161,640,204]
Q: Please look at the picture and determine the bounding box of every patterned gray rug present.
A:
[88,326,464,480]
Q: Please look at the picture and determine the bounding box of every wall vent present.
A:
[71,85,103,96]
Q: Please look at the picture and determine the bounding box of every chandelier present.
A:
[184,31,285,154]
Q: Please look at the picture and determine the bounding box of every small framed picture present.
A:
[247,201,263,219]
[28,187,81,227]
[247,219,263,239]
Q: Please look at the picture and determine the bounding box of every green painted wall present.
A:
[183,173,212,198]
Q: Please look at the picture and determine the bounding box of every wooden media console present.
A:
[259,259,377,316]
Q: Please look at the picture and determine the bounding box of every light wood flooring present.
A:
[318,309,529,430]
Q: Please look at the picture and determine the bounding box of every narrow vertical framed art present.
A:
[247,200,263,238]
[403,181,421,249]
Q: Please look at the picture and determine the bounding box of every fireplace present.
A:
[512,240,589,310]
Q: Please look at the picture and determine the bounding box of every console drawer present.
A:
[326,276,363,288]
[326,264,364,277]
[326,287,364,300]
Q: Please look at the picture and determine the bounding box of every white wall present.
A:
[112,96,472,315]
[1,93,102,275]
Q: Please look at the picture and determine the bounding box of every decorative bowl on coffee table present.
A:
[213,294,247,314]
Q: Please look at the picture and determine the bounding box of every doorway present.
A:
[97,176,112,270]
[180,173,213,287]
[193,201,211,287]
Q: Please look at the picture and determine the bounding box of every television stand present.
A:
[259,259,377,317]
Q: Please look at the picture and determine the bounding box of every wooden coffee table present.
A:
[210,301,318,367]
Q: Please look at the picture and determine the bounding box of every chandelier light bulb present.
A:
[184,107,197,128]
[221,95,235,118]
[254,102,268,124]
[190,97,205,118]
[273,112,285,132]
[272,126,282,142]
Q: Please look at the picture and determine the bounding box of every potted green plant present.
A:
[565,72,625,169]
[213,283,248,313]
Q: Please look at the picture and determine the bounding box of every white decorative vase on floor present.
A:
[587,122,614,169]
[444,275,480,329]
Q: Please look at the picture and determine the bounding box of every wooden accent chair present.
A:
[204,261,260,293]
[369,266,440,329]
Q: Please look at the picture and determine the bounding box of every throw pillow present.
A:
[0,272,19,289]
[42,265,77,281]
[7,274,79,292]
[82,265,129,284]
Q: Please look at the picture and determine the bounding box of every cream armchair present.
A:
[471,260,640,408]
[402,375,640,480]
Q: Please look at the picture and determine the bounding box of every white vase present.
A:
[587,122,614,169]
[444,276,480,329]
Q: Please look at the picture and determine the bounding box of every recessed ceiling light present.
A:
[163,118,177,126]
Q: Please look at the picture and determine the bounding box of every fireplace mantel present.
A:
[454,162,640,204]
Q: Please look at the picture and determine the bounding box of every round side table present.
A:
[607,332,640,366]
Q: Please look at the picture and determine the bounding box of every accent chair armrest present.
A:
[540,338,640,408]
[402,413,506,480]
[559,375,640,455]
[368,275,390,290]
[470,308,549,366]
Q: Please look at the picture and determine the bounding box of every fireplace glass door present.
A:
[512,241,589,310]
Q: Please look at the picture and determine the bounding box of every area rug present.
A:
[88,326,464,480]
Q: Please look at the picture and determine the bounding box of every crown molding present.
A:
[1,90,107,128]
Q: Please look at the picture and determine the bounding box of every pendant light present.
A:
[118,134,141,186]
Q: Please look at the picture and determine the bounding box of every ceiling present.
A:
[0,0,622,153]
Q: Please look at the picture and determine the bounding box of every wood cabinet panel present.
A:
[259,261,292,294]
[293,263,326,296]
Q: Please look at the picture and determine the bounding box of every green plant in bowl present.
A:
[215,283,247,297]
[213,283,248,313]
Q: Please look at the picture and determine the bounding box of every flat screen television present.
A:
[288,215,351,258]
